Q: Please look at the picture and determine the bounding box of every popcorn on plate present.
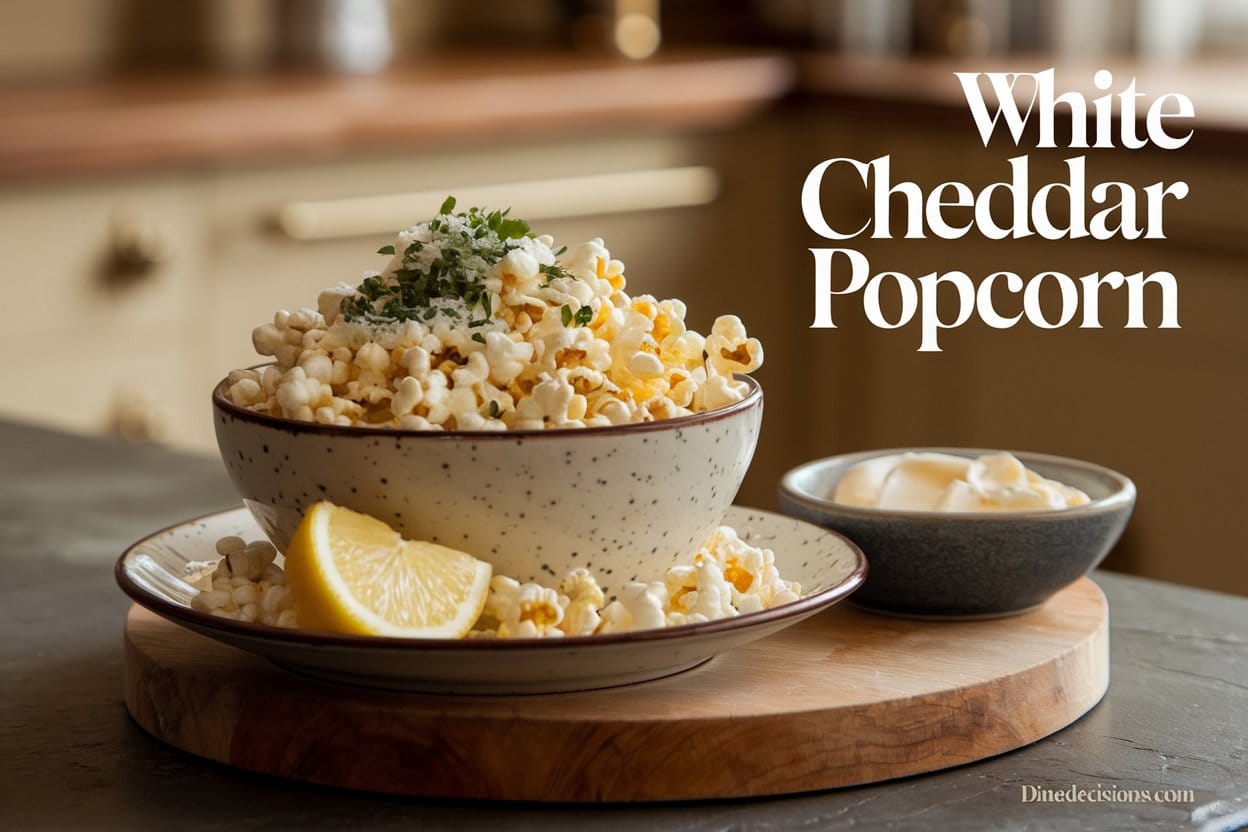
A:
[194,526,801,639]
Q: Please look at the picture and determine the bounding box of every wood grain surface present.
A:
[123,577,1109,802]
[0,52,792,181]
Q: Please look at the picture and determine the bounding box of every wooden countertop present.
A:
[0,51,795,182]
[3,417,1248,829]
[3,51,1243,182]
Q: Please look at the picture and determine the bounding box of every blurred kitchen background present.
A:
[1,0,1244,594]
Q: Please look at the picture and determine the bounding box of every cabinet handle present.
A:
[111,213,174,270]
[274,166,719,242]
[108,387,173,444]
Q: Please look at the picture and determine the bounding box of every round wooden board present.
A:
[124,577,1109,802]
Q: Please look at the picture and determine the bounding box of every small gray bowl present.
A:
[777,448,1135,618]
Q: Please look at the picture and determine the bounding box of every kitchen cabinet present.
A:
[0,176,208,442]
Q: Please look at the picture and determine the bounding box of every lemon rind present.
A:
[302,502,493,639]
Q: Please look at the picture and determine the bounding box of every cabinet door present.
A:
[0,177,204,442]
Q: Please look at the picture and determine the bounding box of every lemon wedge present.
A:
[284,501,492,638]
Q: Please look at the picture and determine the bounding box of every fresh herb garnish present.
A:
[341,196,541,325]
[471,332,486,344]
[561,303,594,327]
[539,262,575,287]
[341,198,582,327]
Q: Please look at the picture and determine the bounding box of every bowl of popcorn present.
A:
[214,199,766,603]
[778,448,1134,618]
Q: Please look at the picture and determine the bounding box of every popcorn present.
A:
[483,576,565,639]
[191,536,297,627]
[627,352,665,379]
[482,332,533,386]
[694,526,802,610]
[513,374,577,428]
[705,315,764,377]
[694,372,749,412]
[391,375,424,417]
[663,558,737,625]
[228,376,264,407]
[317,282,357,324]
[298,351,333,385]
[194,525,800,641]
[598,582,669,635]
[229,202,763,429]
[473,525,800,639]
[558,568,605,636]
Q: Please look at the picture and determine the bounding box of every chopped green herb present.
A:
[554,245,567,256]
[558,304,593,327]
[495,217,530,240]
[340,196,541,325]
[471,332,486,344]
[539,262,575,287]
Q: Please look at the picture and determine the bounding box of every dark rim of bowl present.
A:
[115,506,868,652]
[779,447,1136,521]
[213,368,761,438]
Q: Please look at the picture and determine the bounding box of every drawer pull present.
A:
[108,386,173,444]
[110,212,174,271]
[274,166,719,242]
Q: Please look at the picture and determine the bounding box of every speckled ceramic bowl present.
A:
[213,376,762,599]
[778,448,1135,618]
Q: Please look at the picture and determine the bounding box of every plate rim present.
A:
[115,505,868,653]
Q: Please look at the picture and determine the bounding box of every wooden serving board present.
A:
[124,578,1109,802]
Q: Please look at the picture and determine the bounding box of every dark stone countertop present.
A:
[1,419,1245,831]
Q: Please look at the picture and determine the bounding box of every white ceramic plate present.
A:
[116,506,866,694]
